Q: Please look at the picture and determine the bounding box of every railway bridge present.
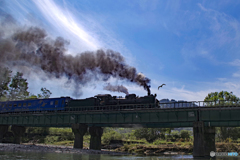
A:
[0,100,240,158]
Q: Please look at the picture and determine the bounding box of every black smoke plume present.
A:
[0,16,151,97]
[103,83,129,95]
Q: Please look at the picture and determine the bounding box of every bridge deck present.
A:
[1,100,240,127]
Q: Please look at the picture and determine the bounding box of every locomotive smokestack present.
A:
[0,16,151,97]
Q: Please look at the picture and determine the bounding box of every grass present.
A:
[51,140,74,146]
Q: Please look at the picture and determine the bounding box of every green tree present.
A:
[180,130,190,139]
[205,91,240,141]
[0,67,12,100]
[38,87,52,99]
[134,128,168,143]
[204,91,240,106]
[171,130,180,139]
[8,72,30,100]
[102,128,122,144]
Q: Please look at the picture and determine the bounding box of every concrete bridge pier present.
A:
[0,125,9,143]
[11,125,26,144]
[72,124,87,149]
[193,121,216,158]
[89,126,103,150]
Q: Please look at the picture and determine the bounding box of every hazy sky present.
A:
[2,0,240,101]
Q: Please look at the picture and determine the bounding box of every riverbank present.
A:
[104,141,240,155]
[113,143,192,155]
[0,143,131,155]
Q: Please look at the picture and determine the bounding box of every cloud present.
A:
[138,0,159,11]
[32,0,134,64]
[149,77,240,101]
[180,3,240,68]
[33,0,99,51]
[197,3,240,49]
[229,59,240,77]
[230,59,240,67]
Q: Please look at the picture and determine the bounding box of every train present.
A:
[0,97,72,113]
[0,94,157,113]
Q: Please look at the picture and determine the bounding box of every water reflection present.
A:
[0,151,240,160]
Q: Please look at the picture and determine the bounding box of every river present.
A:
[1,151,240,160]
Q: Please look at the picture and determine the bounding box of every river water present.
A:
[1,151,240,160]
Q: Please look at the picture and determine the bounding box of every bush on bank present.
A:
[10,127,195,148]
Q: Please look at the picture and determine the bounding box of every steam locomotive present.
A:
[0,94,157,113]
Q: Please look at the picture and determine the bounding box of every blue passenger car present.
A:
[0,97,71,113]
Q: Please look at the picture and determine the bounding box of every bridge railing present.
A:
[67,103,157,112]
[158,100,240,109]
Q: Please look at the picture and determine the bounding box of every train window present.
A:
[14,104,17,107]
[9,104,12,107]
[50,101,54,105]
[62,100,64,105]
[28,103,31,106]
[18,103,21,107]
[55,100,58,105]
[23,103,27,107]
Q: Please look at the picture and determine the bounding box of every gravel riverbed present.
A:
[0,143,131,155]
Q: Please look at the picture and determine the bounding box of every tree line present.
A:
[0,67,51,101]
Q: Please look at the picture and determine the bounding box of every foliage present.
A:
[204,91,240,106]
[171,130,180,139]
[102,128,122,144]
[49,127,72,135]
[38,88,52,99]
[0,68,52,101]
[27,127,50,135]
[8,72,30,100]
[180,130,190,139]
[153,139,166,145]
[0,67,12,100]
[134,128,162,143]
[216,127,240,141]
[0,70,29,101]
[124,131,137,141]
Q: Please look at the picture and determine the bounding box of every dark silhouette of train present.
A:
[0,94,157,113]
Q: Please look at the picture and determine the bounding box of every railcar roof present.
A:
[0,97,71,103]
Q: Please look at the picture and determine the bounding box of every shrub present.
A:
[134,128,161,143]
[171,131,180,139]
[180,130,190,139]
[153,139,162,145]
[102,129,122,145]
[225,138,232,143]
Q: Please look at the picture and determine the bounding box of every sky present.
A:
[1,0,240,101]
